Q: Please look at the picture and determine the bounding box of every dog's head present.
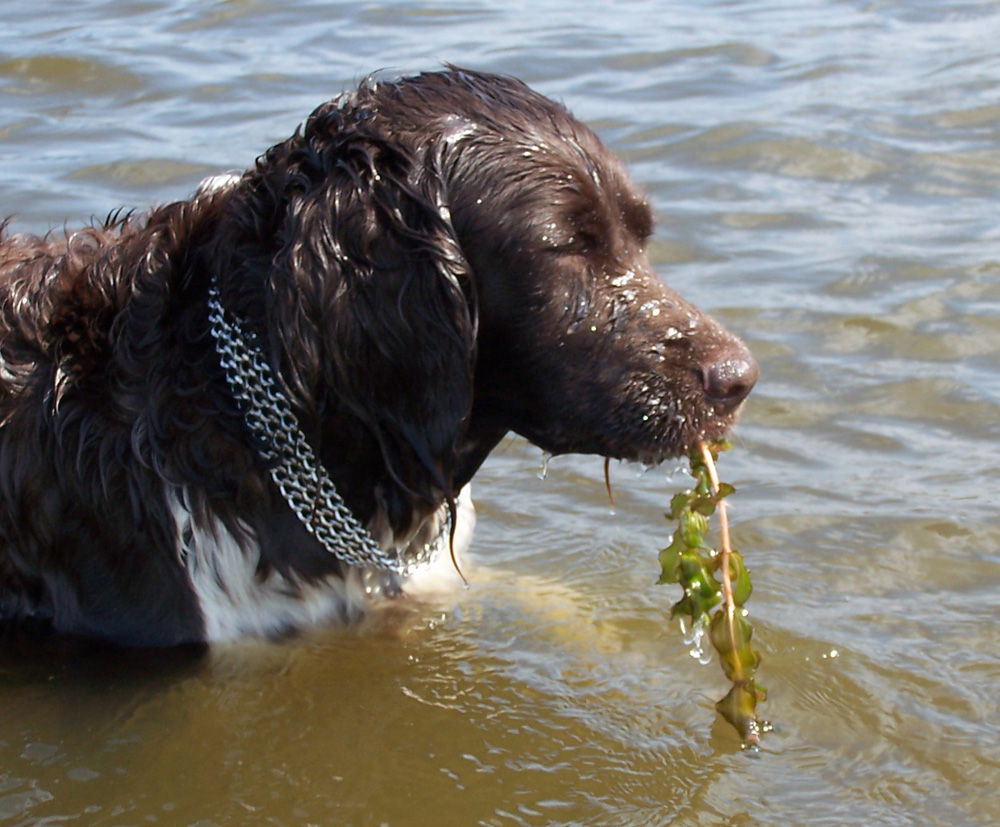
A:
[412,71,758,469]
[212,69,756,534]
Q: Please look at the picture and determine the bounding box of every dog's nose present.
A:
[701,346,758,411]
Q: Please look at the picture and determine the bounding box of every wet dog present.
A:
[0,69,756,645]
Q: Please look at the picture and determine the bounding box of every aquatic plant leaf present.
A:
[718,645,761,683]
[728,551,753,606]
[680,510,708,547]
[670,594,693,620]
[657,534,686,584]
[709,609,752,655]
[715,482,736,501]
[668,492,690,520]
[679,551,721,614]
[693,497,717,516]
[695,473,711,498]
[710,611,759,681]
[715,684,762,746]
[657,440,766,746]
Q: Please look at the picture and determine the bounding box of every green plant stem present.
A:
[659,440,767,747]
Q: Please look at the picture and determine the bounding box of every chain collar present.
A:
[206,277,438,575]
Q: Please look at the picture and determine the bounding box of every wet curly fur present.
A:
[0,68,755,646]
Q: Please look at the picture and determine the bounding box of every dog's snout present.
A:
[700,346,758,411]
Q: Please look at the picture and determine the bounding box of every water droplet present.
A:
[680,615,711,662]
[662,462,685,483]
[538,452,552,480]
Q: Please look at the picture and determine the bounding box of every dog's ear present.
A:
[263,120,477,507]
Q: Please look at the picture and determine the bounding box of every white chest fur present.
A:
[168,487,475,641]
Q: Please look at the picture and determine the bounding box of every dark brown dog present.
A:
[0,68,755,645]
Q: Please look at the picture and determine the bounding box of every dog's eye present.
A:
[572,227,605,251]
[622,197,654,243]
[563,210,607,252]
[539,218,603,256]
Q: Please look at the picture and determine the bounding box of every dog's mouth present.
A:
[510,401,747,472]
[629,354,757,464]
[630,398,745,467]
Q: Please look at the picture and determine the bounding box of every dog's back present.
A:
[0,214,221,645]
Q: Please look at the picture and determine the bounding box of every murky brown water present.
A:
[2,1,1000,824]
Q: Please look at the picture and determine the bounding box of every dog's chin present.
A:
[519,400,744,469]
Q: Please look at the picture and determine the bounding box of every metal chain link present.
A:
[206,278,437,575]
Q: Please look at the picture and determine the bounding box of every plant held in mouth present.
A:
[658,440,767,747]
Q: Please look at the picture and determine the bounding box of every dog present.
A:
[0,68,757,646]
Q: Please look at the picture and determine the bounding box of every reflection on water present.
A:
[2,0,1000,825]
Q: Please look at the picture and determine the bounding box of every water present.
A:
[2,1,1000,824]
